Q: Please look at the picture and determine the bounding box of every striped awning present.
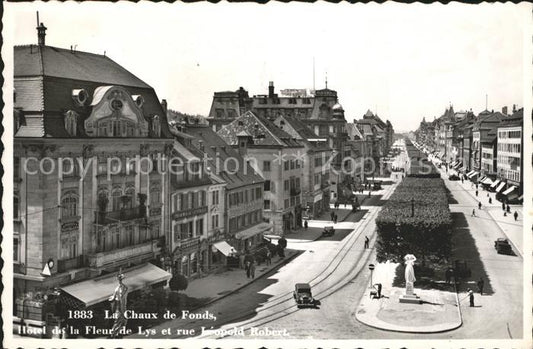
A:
[478,176,486,182]
[518,195,523,201]
[482,177,493,185]
[490,179,501,188]
[496,182,506,193]
[502,186,516,196]
[453,162,462,169]
[467,171,478,178]
[466,170,475,177]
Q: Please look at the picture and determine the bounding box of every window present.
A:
[285,199,290,209]
[295,177,300,190]
[150,189,161,206]
[112,189,122,211]
[125,187,135,209]
[61,192,78,218]
[212,214,219,229]
[191,252,198,274]
[60,233,78,259]
[290,160,295,170]
[284,161,289,171]
[284,180,289,192]
[200,191,206,206]
[181,255,189,277]
[256,187,262,199]
[152,115,161,137]
[263,161,271,172]
[264,200,271,210]
[14,194,19,220]
[196,219,204,237]
[264,180,271,191]
[212,190,219,205]
[64,110,78,136]
[289,98,297,104]
[13,237,20,263]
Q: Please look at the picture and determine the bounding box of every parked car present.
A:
[494,238,513,255]
[322,226,335,237]
[293,283,315,307]
[448,174,460,181]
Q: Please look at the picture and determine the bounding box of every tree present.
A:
[169,274,188,293]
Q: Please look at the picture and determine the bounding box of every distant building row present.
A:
[414,105,524,202]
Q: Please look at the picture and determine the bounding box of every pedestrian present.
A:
[477,277,484,295]
[445,268,451,284]
[364,236,369,249]
[368,190,371,198]
[472,209,476,217]
[478,202,482,210]
[502,202,506,211]
[250,261,256,279]
[514,211,518,221]
[468,289,475,307]
[330,211,335,221]
[333,214,338,224]
[304,219,308,229]
[504,211,507,217]
[245,261,251,278]
[506,204,511,213]
[266,250,272,265]
[487,193,489,197]
[488,197,492,204]
[376,283,382,298]
[476,183,479,190]
[461,178,464,183]
[475,190,478,197]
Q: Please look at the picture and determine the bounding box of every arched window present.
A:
[61,191,78,218]
[150,188,161,206]
[112,188,122,211]
[181,255,189,277]
[64,110,78,136]
[152,115,161,137]
[190,252,198,274]
[125,187,135,209]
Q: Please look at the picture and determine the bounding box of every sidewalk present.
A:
[182,249,299,302]
[438,166,523,255]
[355,262,462,333]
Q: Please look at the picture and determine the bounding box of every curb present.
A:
[187,250,301,312]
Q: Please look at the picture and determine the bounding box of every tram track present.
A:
[194,181,397,339]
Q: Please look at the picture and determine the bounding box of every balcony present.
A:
[57,255,85,273]
[290,187,301,196]
[88,239,161,269]
[94,206,147,225]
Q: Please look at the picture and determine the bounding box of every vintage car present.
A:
[293,283,315,307]
[322,226,335,237]
[494,238,513,255]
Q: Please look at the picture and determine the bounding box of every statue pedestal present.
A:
[399,282,420,304]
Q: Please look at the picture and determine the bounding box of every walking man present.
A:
[475,190,478,197]
[333,214,338,224]
[472,209,476,217]
[330,211,335,221]
[478,202,482,210]
[266,250,272,265]
[364,236,369,249]
[245,261,251,278]
[477,277,485,295]
[488,197,492,204]
[514,211,518,221]
[468,289,475,307]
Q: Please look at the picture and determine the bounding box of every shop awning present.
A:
[466,170,475,177]
[467,171,478,178]
[482,178,493,185]
[518,195,523,201]
[235,222,272,240]
[478,176,486,182]
[496,182,506,193]
[213,241,237,256]
[502,186,516,196]
[458,167,466,172]
[453,162,462,169]
[61,263,171,307]
[490,179,501,188]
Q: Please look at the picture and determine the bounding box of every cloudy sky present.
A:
[5,2,530,132]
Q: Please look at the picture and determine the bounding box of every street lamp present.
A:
[368,263,375,287]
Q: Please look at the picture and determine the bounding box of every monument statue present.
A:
[109,273,128,338]
[399,254,420,304]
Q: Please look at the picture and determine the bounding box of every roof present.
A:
[218,111,303,148]
[276,115,330,152]
[14,44,172,138]
[15,45,151,88]
[185,124,264,190]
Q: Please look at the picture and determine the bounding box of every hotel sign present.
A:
[172,206,208,220]
[61,221,79,232]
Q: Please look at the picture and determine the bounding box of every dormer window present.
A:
[152,115,161,137]
[64,110,78,136]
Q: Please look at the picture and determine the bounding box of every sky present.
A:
[4,2,530,132]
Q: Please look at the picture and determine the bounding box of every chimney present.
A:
[502,106,508,115]
[37,22,47,46]
[161,99,168,115]
[512,104,516,113]
[268,81,275,98]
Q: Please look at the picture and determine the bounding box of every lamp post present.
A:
[411,198,415,217]
[368,263,375,287]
